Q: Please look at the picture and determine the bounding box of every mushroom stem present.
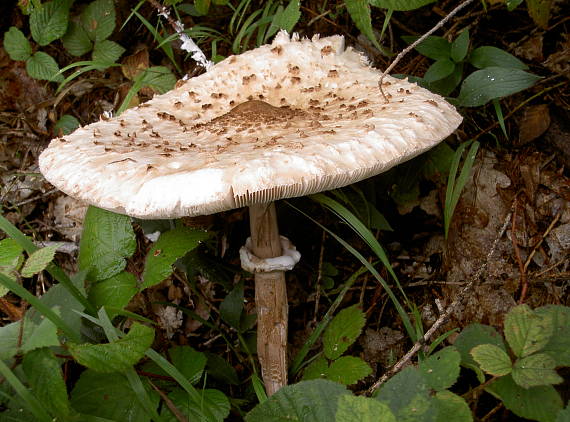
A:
[248,202,288,396]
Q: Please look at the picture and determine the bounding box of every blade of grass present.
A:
[0,360,52,422]
[0,272,81,342]
[285,201,415,342]
[493,99,508,139]
[0,214,94,314]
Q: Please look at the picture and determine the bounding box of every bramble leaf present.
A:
[3,27,32,61]
[323,305,366,360]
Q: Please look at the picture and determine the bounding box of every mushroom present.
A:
[39,31,462,395]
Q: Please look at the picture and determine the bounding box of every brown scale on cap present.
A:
[271,46,283,55]
[321,45,333,55]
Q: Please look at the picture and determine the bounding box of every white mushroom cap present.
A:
[39,31,462,219]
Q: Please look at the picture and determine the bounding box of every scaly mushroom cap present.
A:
[39,31,462,218]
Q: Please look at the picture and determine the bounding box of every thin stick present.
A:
[366,207,512,395]
[378,0,478,102]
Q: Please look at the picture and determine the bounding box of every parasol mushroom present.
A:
[39,31,462,395]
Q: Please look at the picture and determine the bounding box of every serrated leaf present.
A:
[88,271,137,318]
[450,29,469,63]
[30,0,70,46]
[470,344,512,376]
[21,307,60,353]
[323,305,366,360]
[424,59,456,82]
[0,238,24,295]
[402,35,451,60]
[69,322,154,372]
[54,114,80,136]
[369,0,435,10]
[92,40,125,65]
[345,0,383,53]
[71,370,159,422]
[169,345,207,385]
[327,356,372,386]
[433,391,472,422]
[375,367,436,422]
[486,375,563,422]
[21,244,58,278]
[219,281,244,330]
[23,348,70,418]
[526,0,552,29]
[336,395,396,422]
[505,304,553,358]
[62,20,93,56]
[455,67,541,107]
[81,0,116,42]
[302,356,329,381]
[162,388,230,422]
[512,353,563,388]
[26,51,64,82]
[419,347,461,391]
[535,305,570,366]
[454,323,506,380]
[142,226,208,289]
[79,206,136,281]
[245,379,349,422]
[139,66,176,94]
[3,27,32,61]
[469,46,528,70]
[0,319,36,360]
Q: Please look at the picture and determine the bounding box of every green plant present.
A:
[402,29,541,107]
[454,304,570,422]
[302,305,372,386]
[0,208,234,421]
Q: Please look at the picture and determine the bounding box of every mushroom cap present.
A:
[39,31,462,219]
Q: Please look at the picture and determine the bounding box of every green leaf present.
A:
[345,0,383,53]
[433,391,473,422]
[327,356,372,386]
[0,319,36,360]
[453,324,506,380]
[469,46,528,70]
[92,40,125,65]
[470,344,512,376]
[426,62,464,96]
[0,238,24,295]
[139,66,177,94]
[194,0,211,15]
[71,370,159,422]
[162,388,230,422]
[375,367,436,422]
[268,0,300,37]
[205,352,240,385]
[69,322,154,372]
[506,0,524,10]
[142,226,208,289]
[30,0,70,46]
[21,307,60,353]
[54,114,81,135]
[245,379,349,422]
[26,51,64,82]
[21,244,58,278]
[419,347,461,391]
[486,375,563,422]
[455,67,541,107]
[505,304,553,358]
[402,35,451,60]
[168,345,207,385]
[556,405,570,422]
[370,0,435,11]
[62,20,93,56]
[88,271,137,318]
[3,27,32,61]
[423,59,456,83]
[302,356,329,381]
[512,353,563,388]
[323,305,366,360]
[23,348,70,418]
[335,395,396,422]
[79,206,136,281]
[219,281,244,330]
[450,29,469,63]
[80,0,116,42]
[535,305,570,366]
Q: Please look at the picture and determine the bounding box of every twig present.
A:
[523,212,561,273]
[511,196,529,304]
[147,0,212,70]
[378,0,478,102]
[366,208,512,395]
